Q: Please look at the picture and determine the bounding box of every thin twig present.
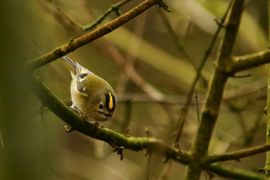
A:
[173,0,234,145]
[47,0,165,101]
[83,0,132,31]
[185,0,245,179]
[206,164,263,180]
[145,152,153,180]
[115,11,148,94]
[27,0,164,69]
[158,10,198,72]
[195,90,201,122]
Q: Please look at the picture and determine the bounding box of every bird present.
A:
[61,56,116,122]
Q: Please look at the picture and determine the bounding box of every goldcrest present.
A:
[62,56,116,121]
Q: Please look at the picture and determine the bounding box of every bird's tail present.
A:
[61,56,76,74]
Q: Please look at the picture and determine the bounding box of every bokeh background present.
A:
[0,0,268,179]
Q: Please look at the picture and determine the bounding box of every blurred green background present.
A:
[0,0,268,179]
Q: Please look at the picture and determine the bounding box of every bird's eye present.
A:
[98,102,104,109]
[79,73,88,79]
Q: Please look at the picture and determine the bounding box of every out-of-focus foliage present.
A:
[0,0,268,180]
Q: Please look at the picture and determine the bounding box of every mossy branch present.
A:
[27,0,166,69]
[31,75,190,164]
[28,0,270,179]
[31,75,264,179]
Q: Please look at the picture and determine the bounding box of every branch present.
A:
[31,75,264,179]
[230,49,270,73]
[266,0,270,174]
[185,0,245,179]
[207,164,263,180]
[158,10,197,71]
[206,144,270,163]
[115,12,148,95]
[27,0,165,69]
[31,75,264,180]
[44,0,165,101]
[173,0,233,145]
[83,0,132,31]
[31,75,190,164]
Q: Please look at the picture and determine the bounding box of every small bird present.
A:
[62,56,116,121]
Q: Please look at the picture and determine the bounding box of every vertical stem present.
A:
[266,69,270,179]
[265,0,270,178]
[185,71,228,180]
[184,0,245,179]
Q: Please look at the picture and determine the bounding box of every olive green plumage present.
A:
[62,56,116,121]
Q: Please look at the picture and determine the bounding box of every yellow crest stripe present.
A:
[108,92,114,110]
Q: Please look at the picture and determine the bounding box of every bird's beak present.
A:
[105,113,113,120]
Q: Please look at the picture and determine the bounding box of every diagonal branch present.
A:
[27,0,165,69]
[206,144,270,163]
[31,75,264,180]
[31,75,190,164]
[43,0,165,101]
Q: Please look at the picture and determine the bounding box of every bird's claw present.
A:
[64,125,73,132]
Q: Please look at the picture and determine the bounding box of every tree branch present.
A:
[173,0,233,145]
[43,0,165,101]
[265,0,270,176]
[206,144,270,163]
[28,1,269,179]
[185,0,245,179]
[27,0,165,69]
[31,75,190,164]
[207,164,263,180]
[31,75,264,180]
[83,0,132,31]
[230,49,270,73]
